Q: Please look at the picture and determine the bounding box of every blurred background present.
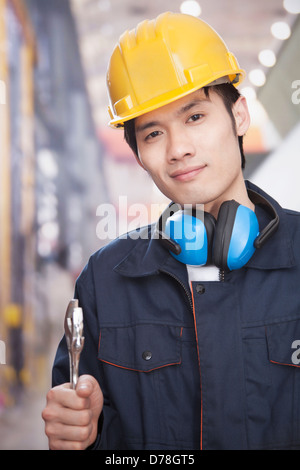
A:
[0,0,299,449]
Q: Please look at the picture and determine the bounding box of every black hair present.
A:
[124,83,246,169]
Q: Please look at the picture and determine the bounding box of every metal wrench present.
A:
[64,299,85,389]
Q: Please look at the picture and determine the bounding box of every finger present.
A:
[47,420,93,442]
[48,423,93,450]
[51,406,92,427]
[46,385,89,410]
[50,438,91,451]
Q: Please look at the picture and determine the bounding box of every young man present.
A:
[42,12,300,450]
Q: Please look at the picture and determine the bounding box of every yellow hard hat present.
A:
[107,11,245,128]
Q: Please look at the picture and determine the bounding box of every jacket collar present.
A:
[114,180,296,278]
[114,223,189,284]
[244,180,295,270]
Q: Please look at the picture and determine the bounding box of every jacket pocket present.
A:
[98,324,182,372]
[243,318,300,449]
[266,318,300,368]
[97,324,200,448]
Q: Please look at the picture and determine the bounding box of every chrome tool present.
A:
[64,299,84,389]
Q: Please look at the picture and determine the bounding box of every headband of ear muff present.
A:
[156,189,279,271]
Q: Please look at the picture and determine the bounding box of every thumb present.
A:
[76,374,99,398]
[76,374,104,424]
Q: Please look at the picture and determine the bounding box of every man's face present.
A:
[135,88,250,210]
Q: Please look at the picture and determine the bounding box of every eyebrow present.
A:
[135,97,211,134]
[135,120,160,134]
[177,98,211,116]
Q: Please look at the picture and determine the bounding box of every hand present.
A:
[42,374,103,450]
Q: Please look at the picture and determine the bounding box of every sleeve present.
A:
[52,258,100,388]
[51,253,125,450]
[51,258,106,449]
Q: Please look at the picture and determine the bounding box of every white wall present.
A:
[251,122,300,211]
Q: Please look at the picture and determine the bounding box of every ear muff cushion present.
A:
[213,200,239,270]
[164,210,216,266]
[227,205,260,270]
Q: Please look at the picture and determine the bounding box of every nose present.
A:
[167,128,196,163]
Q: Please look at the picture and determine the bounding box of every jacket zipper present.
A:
[159,269,193,312]
[160,267,226,449]
[160,268,203,449]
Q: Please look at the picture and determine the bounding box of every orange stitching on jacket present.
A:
[98,358,182,373]
[190,282,203,451]
[270,359,300,368]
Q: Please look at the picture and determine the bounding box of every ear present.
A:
[233,96,251,136]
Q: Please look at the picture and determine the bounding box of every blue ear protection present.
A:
[157,189,279,271]
[163,209,216,267]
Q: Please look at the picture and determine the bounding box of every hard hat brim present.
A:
[108,70,245,128]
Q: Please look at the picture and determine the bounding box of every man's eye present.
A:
[145,130,161,140]
[188,114,203,122]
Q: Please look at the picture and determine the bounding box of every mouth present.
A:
[170,165,206,182]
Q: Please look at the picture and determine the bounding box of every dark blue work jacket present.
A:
[52,181,300,450]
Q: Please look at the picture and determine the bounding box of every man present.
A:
[42,12,300,450]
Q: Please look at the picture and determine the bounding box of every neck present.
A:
[205,180,255,219]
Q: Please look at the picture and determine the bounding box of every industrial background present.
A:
[0,0,299,449]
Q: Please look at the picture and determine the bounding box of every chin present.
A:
[171,196,205,209]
